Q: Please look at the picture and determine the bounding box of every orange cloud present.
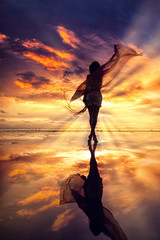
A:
[14,71,52,89]
[0,33,8,44]
[17,186,59,218]
[51,209,74,231]
[17,199,59,218]
[22,40,73,60]
[9,169,26,178]
[23,52,68,71]
[17,209,36,217]
[14,79,33,88]
[57,26,80,48]
[19,186,58,205]
[14,80,60,90]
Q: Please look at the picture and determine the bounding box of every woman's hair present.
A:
[89,61,100,74]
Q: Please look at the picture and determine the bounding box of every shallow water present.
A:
[0,131,160,240]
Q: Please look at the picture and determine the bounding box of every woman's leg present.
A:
[87,106,93,141]
[91,105,99,142]
[87,105,99,142]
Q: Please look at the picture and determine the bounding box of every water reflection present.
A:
[61,141,128,239]
[0,131,160,240]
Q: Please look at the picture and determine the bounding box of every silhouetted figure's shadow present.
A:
[60,142,128,240]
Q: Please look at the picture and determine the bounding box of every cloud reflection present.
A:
[51,209,74,231]
[0,131,159,240]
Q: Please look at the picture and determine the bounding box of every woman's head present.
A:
[89,61,100,74]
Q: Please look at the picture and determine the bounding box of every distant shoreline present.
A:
[0,128,160,132]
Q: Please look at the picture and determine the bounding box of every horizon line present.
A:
[0,128,160,132]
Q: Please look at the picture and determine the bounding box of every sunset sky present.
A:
[0,0,160,129]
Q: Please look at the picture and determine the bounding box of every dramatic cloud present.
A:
[22,39,73,60]
[57,26,80,48]
[51,209,74,231]
[0,34,73,72]
[19,186,58,205]
[15,71,50,88]
[63,64,86,78]
[0,33,8,44]
[21,38,74,71]
[23,52,68,71]
[9,169,26,178]
[17,198,59,218]
[15,91,60,101]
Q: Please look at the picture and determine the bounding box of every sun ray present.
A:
[100,115,121,148]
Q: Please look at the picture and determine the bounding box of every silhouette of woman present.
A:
[83,61,102,143]
[67,44,142,143]
[60,142,128,240]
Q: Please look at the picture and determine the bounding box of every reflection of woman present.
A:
[60,142,128,240]
[68,44,142,143]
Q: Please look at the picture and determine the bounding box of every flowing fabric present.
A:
[60,174,85,205]
[103,207,128,240]
[68,44,142,113]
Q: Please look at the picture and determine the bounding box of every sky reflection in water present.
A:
[0,131,160,240]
